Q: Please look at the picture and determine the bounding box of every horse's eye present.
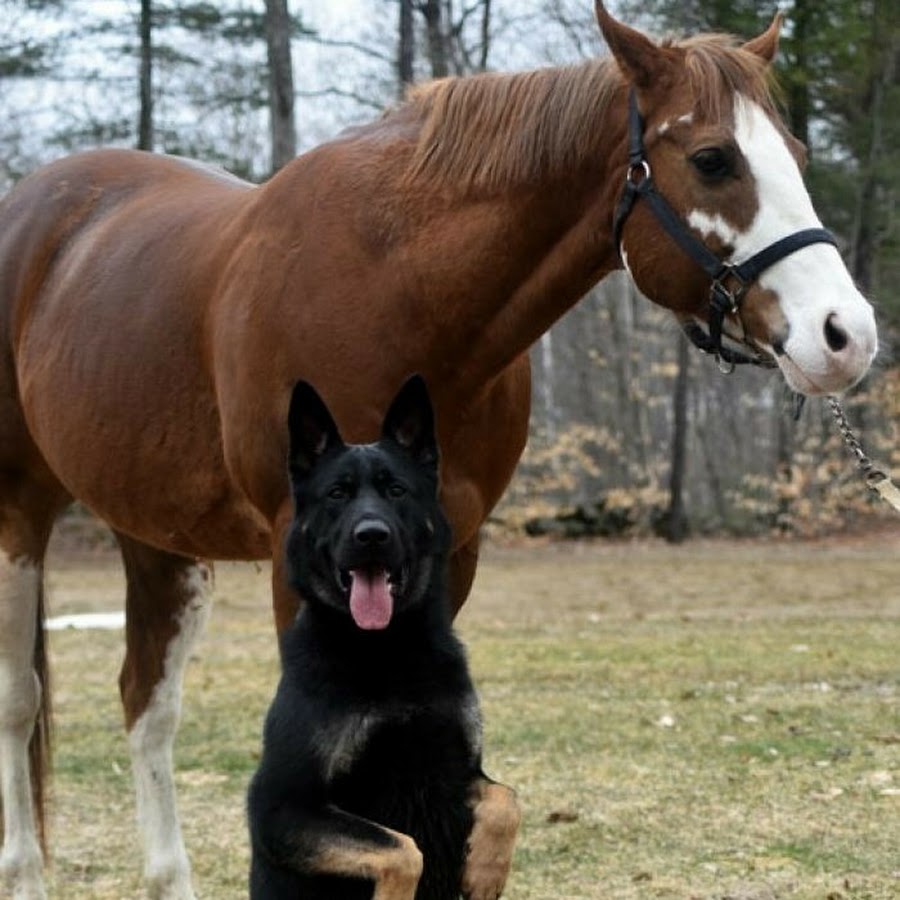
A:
[328,484,348,500]
[690,147,734,180]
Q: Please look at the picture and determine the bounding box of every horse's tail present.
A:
[29,577,52,853]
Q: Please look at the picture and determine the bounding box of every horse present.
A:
[0,3,877,898]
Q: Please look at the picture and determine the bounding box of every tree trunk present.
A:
[478,0,492,71]
[773,393,796,531]
[664,333,690,543]
[850,0,896,294]
[264,0,297,173]
[786,0,810,147]
[420,0,449,78]
[138,0,153,151]
[398,0,415,93]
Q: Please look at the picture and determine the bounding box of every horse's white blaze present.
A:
[0,555,45,900]
[688,96,877,394]
[129,564,212,900]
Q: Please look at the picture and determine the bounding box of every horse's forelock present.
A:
[675,33,782,124]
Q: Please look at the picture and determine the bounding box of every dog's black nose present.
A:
[353,518,391,546]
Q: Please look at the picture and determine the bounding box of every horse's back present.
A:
[0,148,251,354]
[0,149,273,557]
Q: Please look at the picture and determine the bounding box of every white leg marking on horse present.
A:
[0,556,46,900]
[688,96,876,392]
[129,564,212,900]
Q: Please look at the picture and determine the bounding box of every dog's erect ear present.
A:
[382,375,438,468]
[287,380,344,480]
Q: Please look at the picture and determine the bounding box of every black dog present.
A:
[248,376,519,900]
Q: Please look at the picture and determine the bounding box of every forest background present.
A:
[2,0,898,541]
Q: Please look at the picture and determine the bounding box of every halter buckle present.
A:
[709,268,746,316]
[625,159,651,186]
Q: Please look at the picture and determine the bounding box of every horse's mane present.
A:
[404,59,619,191]
[401,32,778,192]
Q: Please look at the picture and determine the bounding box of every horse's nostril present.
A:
[353,519,391,546]
[824,313,849,353]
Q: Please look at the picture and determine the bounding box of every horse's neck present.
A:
[396,75,628,384]
[269,82,628,388]
[398,174,624,388]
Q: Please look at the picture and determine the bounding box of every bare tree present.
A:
[478,0,492,71]
[138,0,153,151]
[419,0,449,77]
[264,0,297,173]
[664,334,690,542]
[850,2,897,295]
[413,0,494,78]
[398,0,415,91]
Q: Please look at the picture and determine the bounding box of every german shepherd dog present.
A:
[248,376,519,900]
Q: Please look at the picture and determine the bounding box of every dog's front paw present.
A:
[462,782,521,900]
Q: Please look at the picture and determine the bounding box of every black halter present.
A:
[613,89,838,370]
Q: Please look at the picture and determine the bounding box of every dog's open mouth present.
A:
[338,567,404,631]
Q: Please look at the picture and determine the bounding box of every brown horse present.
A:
[0,3,877,898]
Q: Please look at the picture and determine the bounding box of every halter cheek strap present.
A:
[614,89,838,370]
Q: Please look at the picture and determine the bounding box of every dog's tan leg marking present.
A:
[315,827,423,900]
[463,780,521,900]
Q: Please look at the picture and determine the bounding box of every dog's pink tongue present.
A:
[349,569,393,630]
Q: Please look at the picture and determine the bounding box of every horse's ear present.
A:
[594,1,673,89]
[382,375,438,469]
[287,380,343,480]
[742,12,783,64]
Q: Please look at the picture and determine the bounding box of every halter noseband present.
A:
[613,89,837,371]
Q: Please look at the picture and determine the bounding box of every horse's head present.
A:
[596,1,877,395]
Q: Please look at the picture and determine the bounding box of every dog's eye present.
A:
[387,482,406,498]
[328,484,348,500]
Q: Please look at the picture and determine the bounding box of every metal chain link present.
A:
[827,395,900,512]
[827,396,880,478]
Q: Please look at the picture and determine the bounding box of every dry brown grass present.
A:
[37,531,900,899]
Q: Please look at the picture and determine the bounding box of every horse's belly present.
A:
[22,389,273,559]
[28,414,272,560]
[93,479,273,561]
[15,309,273,560]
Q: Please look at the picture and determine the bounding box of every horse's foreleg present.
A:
[116,534,213,900]
[448,534,481,617]
[0,552,46,900]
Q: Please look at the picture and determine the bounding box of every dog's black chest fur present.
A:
[251,607,478,900]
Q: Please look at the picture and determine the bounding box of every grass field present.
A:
[36,532,900,899]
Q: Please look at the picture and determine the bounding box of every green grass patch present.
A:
[39,539,900,899]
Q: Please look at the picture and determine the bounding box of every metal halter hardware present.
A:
[613,89,838,371]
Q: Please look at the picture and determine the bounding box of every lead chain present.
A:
[827,395,900,512]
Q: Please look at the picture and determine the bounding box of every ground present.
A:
[38,530,900,899]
